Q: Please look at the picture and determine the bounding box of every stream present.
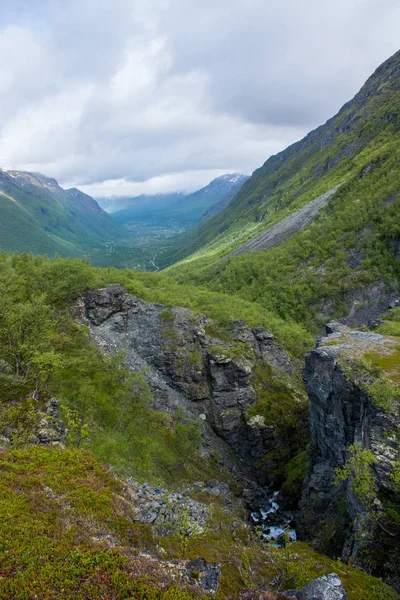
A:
[250,490,297,545]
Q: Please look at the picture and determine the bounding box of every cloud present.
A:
[0,0,399,197]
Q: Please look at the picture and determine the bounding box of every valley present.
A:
[0,47,400,600]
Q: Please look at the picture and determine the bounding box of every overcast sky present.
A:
[0,0,399,198]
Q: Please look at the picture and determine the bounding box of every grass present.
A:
[0,445,201,600]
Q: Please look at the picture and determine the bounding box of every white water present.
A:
[250,490,296,546]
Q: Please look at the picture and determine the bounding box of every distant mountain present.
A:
[110,173,248,230]
[97,192,186,215]
[0,169,124,256]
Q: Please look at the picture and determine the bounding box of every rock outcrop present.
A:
[298,323,400,590]
[125,477,212,535]
[1,397,66,447]
[75,285,301,486]
[35,398,66,445]
[241,573,347,600]
[184,558,221,594]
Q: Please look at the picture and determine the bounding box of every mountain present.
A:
[166,50,400,329]
[2,51,400,599]
[110,173,248,232]
[0,169,124,256]
[97,191,185,214]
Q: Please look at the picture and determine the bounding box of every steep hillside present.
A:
[0,253,398,599]
[0,169,124,257]
[166,50,400,328]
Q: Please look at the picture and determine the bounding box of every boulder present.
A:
[283,573,347,599]
[185,558,221,593]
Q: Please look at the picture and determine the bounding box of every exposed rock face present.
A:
[1,397,66,447]
[76,285,297,485]
[241,574,347,600]
[298,323,400,589]
[315,280,399,329]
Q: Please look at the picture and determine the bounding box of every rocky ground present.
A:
[231,187,339,257]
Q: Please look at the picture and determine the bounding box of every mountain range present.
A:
[0,169,124,256]
[107,173,248,231]
[0,48,400,600]
[0,170,248,264]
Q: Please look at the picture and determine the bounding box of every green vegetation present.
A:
[365,378,399,413]
[377,307,400,337]
[0,445,395,600]
[0,251,309,485]
[0,445,211,600]
[168,149,400,330]
[334,443,377,509]
[164,52,400,332]
[161,498,397,600]
[246,363,308,485]
[0,253,226,487]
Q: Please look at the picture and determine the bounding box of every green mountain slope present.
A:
[0,170,124,257]
[166,50,400,329]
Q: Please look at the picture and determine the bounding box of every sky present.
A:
[0,0,399,198]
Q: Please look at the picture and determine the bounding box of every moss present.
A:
[365,378,399,413]
[0,446,396,600]
[282,450,308,502]
[160,308,175,323]
[188,348,202,368]
[209,340,254,360]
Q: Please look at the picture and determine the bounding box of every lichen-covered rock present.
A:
[35,398,66,445]
[283,573,347,599]
[125,478,211,536]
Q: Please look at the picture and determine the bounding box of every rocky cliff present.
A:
[298,322,400,591]
[74,285,304,488]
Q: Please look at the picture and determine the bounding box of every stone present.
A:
[206,479,220,488]
[185,558,221,593]
[248,414,266,427]
[282,573,347,600]
[325,321,346,335]
[126,477,211,536]
[35,398,66,445]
